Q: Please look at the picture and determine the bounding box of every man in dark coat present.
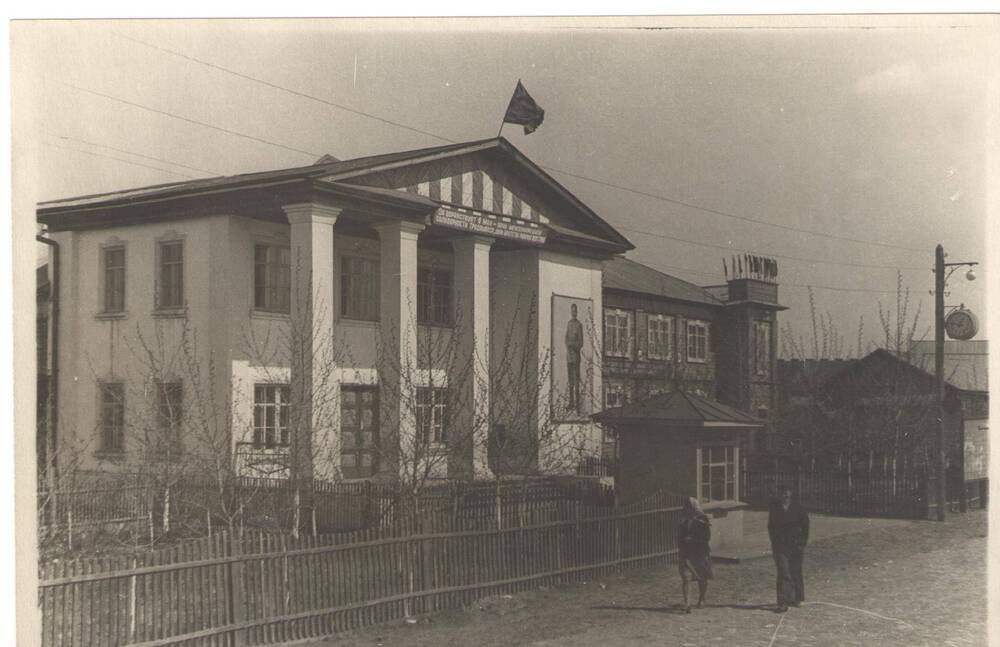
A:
[768,487,809,612]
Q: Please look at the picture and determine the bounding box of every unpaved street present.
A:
[311,511,987,647]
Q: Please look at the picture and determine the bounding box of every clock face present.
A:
[945,309,978,341]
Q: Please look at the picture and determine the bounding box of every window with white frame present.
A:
[603,379,633,409]
[103,247,126,313]
[341,256,379,320]
[253,384,291,448]
[158,241,184,309]
[99,382,125,453]
[603,308,634,358]
[700,445,737,503]
[254,244,291,313]
[647,314,674,360]
[417,268,452,326]
[686,320,709,363]
[416,387,449,445]
[754,321,771,376]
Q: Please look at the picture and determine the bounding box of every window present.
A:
[253,385,291,448]
[687,321,709,363]
[647,314,674,360]
[416,387,449,445]
[603,380,633,409]
[341,386,379,477]
[155,382,183,453]
[103,247,126,313]
[604,308,634,358]
[341,256,379,320]
[254,244,291,313]
[100,382,125,453]
[418,268,452,325]
[755,321,771,376]
[700,445,737,503]
[158,241,184,309]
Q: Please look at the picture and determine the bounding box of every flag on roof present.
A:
[503,81,545,134]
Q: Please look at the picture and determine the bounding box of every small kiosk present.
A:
[593,390,763,553]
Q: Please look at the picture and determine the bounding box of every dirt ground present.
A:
[308,510,988,647]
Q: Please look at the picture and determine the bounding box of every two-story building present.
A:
[36,137,633,487]
[599,257,784,465]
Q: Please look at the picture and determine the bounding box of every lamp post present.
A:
[933,244,978,521]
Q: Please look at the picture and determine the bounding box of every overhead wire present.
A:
[52,33,959,301]
[108,31,929,255]
[42,131,914,296]
[47,133,223,176]
[113,31,457,145]
[56,80,321,159]
[43,142,201,179]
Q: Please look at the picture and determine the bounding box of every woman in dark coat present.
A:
[677,497,713,612]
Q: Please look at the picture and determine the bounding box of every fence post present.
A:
[128,556,137,643]
[292,488,301,540]
[612,495,622,571]
[163,485,171,533]
[228,533,246,647]
[363,480,373,528]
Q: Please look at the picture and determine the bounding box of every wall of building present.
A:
[616,427,697,505]
[602,290,719,403]
[50,206,614,485]
[536,251,605,474]
[51,215,225,478]
[489,248,539,473]
[616,426,746,551]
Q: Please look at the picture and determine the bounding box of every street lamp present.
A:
[933,244,978,521]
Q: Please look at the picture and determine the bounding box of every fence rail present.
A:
[38,490,683,646]
[742,469,929,519]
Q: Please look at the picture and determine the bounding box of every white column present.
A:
[284,202,340,485]
[375,220,425,483]
[452,235,495,480]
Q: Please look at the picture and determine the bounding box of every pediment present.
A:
[333,151,550,225]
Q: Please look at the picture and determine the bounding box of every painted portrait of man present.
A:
[551,296,593,421]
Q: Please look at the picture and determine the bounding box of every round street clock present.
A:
[945,308,978,341]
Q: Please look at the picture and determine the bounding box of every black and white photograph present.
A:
[9,10,998,646]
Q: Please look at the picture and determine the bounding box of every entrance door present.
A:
[341,386,379,479]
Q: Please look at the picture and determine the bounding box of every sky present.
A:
[12,16,997,357]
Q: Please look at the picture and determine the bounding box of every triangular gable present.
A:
[326,151,549,224]
[318,138,632,252]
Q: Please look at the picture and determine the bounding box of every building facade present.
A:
[36,138,632,486]
[599,257,784,463]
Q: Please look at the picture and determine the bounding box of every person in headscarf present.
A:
[677,496,713,612]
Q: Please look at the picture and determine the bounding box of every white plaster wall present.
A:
[536,251,605,474]
[52,216,221,476]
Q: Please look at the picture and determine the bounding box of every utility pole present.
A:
[934,245,946,522]
[933,244,978,522]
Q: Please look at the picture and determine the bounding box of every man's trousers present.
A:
[773,549,804,606]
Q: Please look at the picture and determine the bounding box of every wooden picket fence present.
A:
[38,476,614,558]
[38,490,683,646]
[742,469,929,519]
